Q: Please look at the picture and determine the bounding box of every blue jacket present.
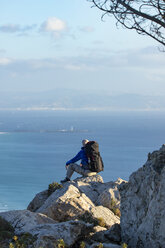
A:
[66,147,89,170]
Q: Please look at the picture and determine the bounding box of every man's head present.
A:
[82,139,89,147]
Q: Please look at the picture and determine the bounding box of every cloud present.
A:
[0,24,36,34]
[1,46,164,72]
[0,46,165,96]
[0,57,12,65]
[0,24,20,33]
[79,26,94,33]
[40,17,67,38]
[0,46,164,79]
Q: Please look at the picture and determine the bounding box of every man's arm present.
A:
[66,150,82,165]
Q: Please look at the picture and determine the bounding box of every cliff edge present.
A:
[119,144,165,248]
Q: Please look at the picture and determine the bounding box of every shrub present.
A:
[78,212,107,228]
[0,216,14,241]
[48,182,63,196]
[78,212,99,226]
[97,217,106,228]
[110,198,121,218]
[79,241,86,248]
[57,239,65,248]
[121,243,128,248]
[9,233,37,248]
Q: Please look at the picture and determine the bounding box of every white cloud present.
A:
[0,58,12,65]
[41,17,67,32]
[0,47,165,96]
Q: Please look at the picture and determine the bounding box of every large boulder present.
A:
[119,145,165,248]
[32,220,93,248]
[28,174,103,212]
[36,184,95,222]
[27,189,49,212]
[0,210,56,235]
[34,179,120,228]
[91,206,120,228]
[0,210,93,247]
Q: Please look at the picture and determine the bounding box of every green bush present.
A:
[121,243,128,248]
[9,233,37,248]
[57,239,65,248]
[78,212,107,228]
[48,182,63,196]
[110,198,121,218]
[79,241,86,248]
[78,212,99,226]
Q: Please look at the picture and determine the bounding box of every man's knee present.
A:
[68,163,77,170]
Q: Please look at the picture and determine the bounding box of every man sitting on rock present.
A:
[61,139,96,183]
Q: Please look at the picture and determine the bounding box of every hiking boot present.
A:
[60,177,70,183]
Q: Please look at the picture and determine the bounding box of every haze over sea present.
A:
[0,110,165,212]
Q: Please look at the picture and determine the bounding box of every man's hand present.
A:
[66,164,69,170]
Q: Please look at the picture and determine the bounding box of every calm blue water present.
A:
[0,110,165,211]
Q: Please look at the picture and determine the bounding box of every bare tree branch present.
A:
[88,0,165,46]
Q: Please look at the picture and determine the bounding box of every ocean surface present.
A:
[0,110,165,212]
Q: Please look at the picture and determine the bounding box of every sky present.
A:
[0,0,165,97]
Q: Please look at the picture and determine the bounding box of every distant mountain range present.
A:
[0,89,165,111]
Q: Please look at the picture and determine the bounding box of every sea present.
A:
[0,110,165,212]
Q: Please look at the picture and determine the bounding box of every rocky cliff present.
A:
[0,175,123,248]
[0,145,165,248]
[119,145,165,248]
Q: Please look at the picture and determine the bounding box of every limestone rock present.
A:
[0,210,93,247]
[27,189,49,212]
[104,224,121,243]
[74,174,104,184]
[90,225,109,243]
[97,178,126,209]
[89,223,121,244]
[73,174,104,204]
[91,206,120,228]
[28,175,104,213]
[0,210,56,235]
[36,184,95,222]
[119,145,165,248]
[35,180,120,228]
[32,220,93,247]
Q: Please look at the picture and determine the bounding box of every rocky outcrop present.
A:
[28,174,104,212]
[32,177,120,228]
[28,175,123,220]
[2,146,165,247]
[36,184,95,222]
[0,174,122,247]
[27,189,48,212]
[119,145,165,248]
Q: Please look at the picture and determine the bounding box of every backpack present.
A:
[84,141,104,172]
